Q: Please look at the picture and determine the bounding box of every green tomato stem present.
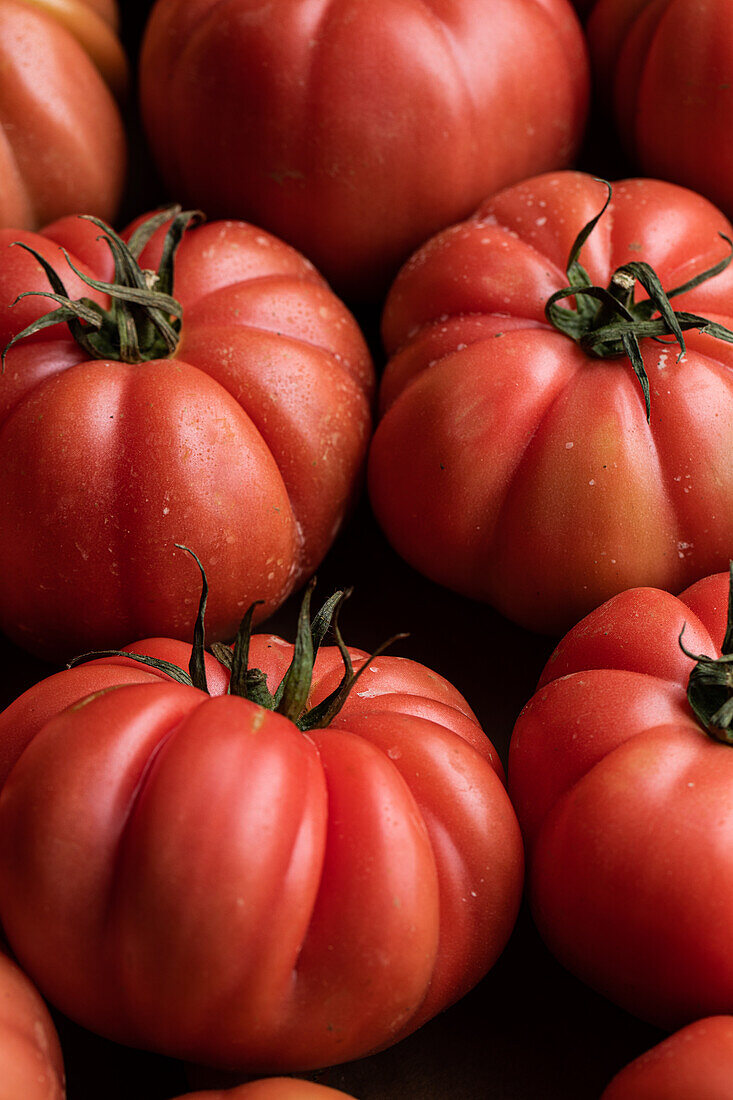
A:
[545,180,733,421]
[67,547,407,732]
[680,562,733,745]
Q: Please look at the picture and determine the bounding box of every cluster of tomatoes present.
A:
[0,1,732,1098]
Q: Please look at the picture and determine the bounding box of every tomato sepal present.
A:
[546,180,733,419]
[68,546,407,732]
[681,561,733,742]
[2,207,202,368]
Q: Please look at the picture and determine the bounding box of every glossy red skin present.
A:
[0,216,374,659]
[508,570,733,1027]
[179,1080,353,1100]
[0,950,65,1100]
[0,638,230,790]
[0,0,125,229]
[0,637,523,1071]
[601,1016,733,1100]
[369,171,733,633]
[139,0,589,301]
[589,0,733,220]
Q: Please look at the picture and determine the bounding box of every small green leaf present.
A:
[67,649,194,687]
[228,601,263,699]
[274,580,316,721]
[543,183,733,420]
[174,544,209,694]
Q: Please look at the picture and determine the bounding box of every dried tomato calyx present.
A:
[680,563,733,745]
[1,206,201,369]
[544,180,733,421]
[68,546,406,732]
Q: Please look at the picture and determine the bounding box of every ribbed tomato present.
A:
[0,210,373,658]
[601,1016,733,1100]
[509,568,733,1026]
[370,171,733,633]
[177,1080,354,1099]
[139,0,589,300]
[589,0,733,222]
[0,579,523,1071]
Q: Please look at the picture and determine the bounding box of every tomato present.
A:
[588,0,733,222]
[178,1080,354,1099]
[508,568,733,1027]
[0,637,229,790]
[138,0,589,301]
[369,171,733,634]
[601,1016,733,1100]
[0,0,126,229]
[0,949,65,1100]
[0,579,523,1071]
[0,210,373,659]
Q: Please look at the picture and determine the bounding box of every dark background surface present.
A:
[0,3,668,1097]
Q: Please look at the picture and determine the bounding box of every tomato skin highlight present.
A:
[600,1016,733,1100]
[0,634,523,1071]
[139,0,589,300]
[369,171,733,633]
[508,570,733,1028]
[0,215,373,659]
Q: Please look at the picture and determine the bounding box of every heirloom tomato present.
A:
[0,210,373,659]
[589,0,733,221]
[0,950,64,1100]
[178,1081,354,1099]
[601,1016,733,1100]
[139,0,589,300]
[369,171,733,633]
[0,0,126,229]
[0,574,523,1071]
[509,567,733,1026]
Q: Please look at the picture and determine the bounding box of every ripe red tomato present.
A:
[139,0,589,300]
[0,211,373,659]
[179,1080,354,1099]
[508,568,733,1026]
[601,1016,733,1100]
[0,584,523,1071]
[369,171,733,633]
[0,0,126,229]
[0,950,64,1100]
[588,0,733,221]
[0,637,229,790]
